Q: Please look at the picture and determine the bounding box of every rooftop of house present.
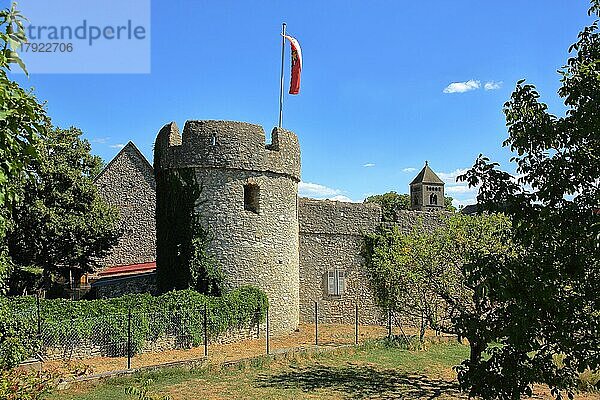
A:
[97,261,156,278]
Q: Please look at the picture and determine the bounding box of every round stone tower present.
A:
[154,120,301,334]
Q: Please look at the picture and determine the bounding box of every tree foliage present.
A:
[364,192,411,221]
[444,196,456,212]
[454,3,600,398]
[6,127,120,294]
[363,213,513,344]
[0,3,46,233]
[365,192,455,220]
[0,368,57,400]
[0,3,48,293]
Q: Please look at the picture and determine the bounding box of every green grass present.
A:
[45,341,470,400]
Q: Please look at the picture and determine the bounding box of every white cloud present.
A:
[91,137,110,144]
[484,81,502,91]
[109,143,125,149]
[402,167,416,173]
[328,195,354,203]
[363,163,375,168]
[299,182,340,197]
[445,184,477,194]
[299,181,355,202]
[443,80,481,94]
[438,168,479,206]
[437,168,470,184]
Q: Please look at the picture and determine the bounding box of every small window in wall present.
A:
[327,269,346,296]
[244,183,260,214]
[429,193,438,205]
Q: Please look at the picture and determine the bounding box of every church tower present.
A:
[410,161,445,211]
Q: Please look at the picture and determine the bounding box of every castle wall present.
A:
[298,198,383,325]
[298,200,449,326]
[154,121,300,335]
[94,143,156,268]
[393,209,450,233]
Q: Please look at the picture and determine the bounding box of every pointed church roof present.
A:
[410,161,444,185]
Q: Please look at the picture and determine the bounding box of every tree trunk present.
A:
[469,340,483,365]
[419,311,426,343]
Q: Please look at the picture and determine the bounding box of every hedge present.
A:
[0,286,268,369]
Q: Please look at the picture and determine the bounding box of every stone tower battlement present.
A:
[154,120,301,335]
[155,120,300,181]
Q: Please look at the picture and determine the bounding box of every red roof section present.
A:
[98,261,156,277]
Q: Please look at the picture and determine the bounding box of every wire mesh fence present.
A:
[33,306,267,370]
[40,313,129,360]
[11,300,449,374]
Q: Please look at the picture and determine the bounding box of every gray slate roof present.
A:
[410,162,444,185]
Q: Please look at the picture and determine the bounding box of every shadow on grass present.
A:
[257,363,463,399]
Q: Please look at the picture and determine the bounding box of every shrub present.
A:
[0,286,267,369]
[0,368,57,400]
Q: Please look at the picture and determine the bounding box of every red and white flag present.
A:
[283,35,302,95]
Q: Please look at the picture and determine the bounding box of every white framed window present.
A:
[327,269,346,296]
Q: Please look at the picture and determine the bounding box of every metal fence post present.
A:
[256,308,260,338]
[314,301,318,346]
[36,293,41,339]
[203,304,208,357]
[127,309,132,369]
[266,305,270,355]
[355,303,359,345]
[387,308,392,339]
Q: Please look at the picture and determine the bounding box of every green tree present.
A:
[0,3,48,293]
[444,196,456,212]
[364,192,410,221]
[6,127,120,294]
[363,213,512,344]
[455,2,600,398]
[365,192,456,219]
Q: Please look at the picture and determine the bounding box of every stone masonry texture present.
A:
[154,121,300,335]
[94,142,156,268]
[298,198,382,325]
[298,202,448,326]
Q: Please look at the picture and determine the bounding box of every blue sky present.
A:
[9,0,595,206]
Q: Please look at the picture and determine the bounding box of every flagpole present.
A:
[278,22,286,128]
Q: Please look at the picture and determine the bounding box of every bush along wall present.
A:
[0,286,267,369]
[155,167,224,295]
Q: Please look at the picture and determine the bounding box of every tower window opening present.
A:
[430,193,438,205]
[244,184,260,214]
[211,133,217,146]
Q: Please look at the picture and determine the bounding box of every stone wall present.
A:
[94,142,156,267]
[298,199,449,326]
[154,120,300,180]
[298,198,384,325]
[393,210,450,234]
[154,121,301,335]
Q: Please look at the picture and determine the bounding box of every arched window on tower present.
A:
[430,193,438,205]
